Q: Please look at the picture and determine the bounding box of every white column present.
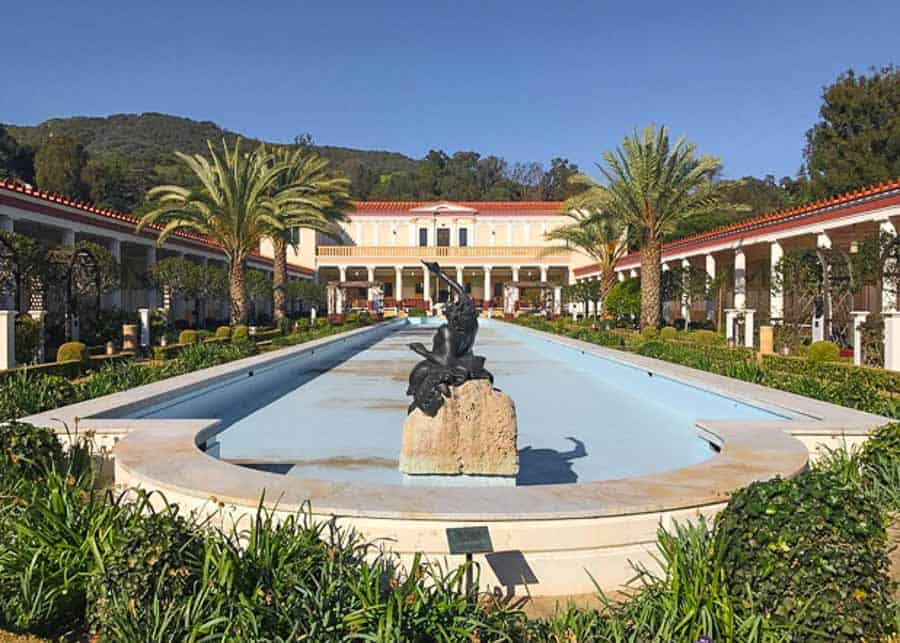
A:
[0,310,15,369]
[540,265,548,282]
[617,271,626,282]
[366,266,375,301]
[630,268,638,279]
[852,311,869,366]
[568,267,576,285]
[884,311,900,371]
[395,267,404,304]
[743,309,755,348]
[812,232,831,342]
[733,248,746,310]
[108,238,122,310]
[725,309,738,344]
[484,267,493,306]
[423,265,431,306]
[144,245,157,308]
[138,307,151,349]
[881,220,897,311]
[681,258,691,325]
[705,254,716,322]
[337,266,347,314]
[769,241,783,322]
[512,265,520,282]
[456,265,464,286]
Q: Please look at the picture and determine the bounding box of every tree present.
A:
[0,126,34,184]
[46,241,119,341]
[284,279,326,312]
[139,139,289,324]
[540,158,580,200]
[82,155,140,212]
[805,65,900,197]
[150,257,227,324]
[581,126,723,328]
[544,207,627,313]
[263,146,350,322]
[34,135,88,198]
[604,277,641,324]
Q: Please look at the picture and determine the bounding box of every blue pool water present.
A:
[120,319,788,485]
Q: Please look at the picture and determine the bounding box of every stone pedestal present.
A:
[851,311,869,366]
[0,310,15,370]
[400,379,518,484]
[759,325,774,355]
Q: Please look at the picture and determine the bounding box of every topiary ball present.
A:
[807,340,840,362]
[716,471,894,640]
[214,326,232,340]
[659,326,677,341]
[178,330,199,345]
[232,325,249,342]
[56,341,88,364]
[640,326,658,340]
[690,329,722,345]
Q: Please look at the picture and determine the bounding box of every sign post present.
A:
[445,526,493,601]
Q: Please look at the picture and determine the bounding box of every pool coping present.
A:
[23,319,887,522]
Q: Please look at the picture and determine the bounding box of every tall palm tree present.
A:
[138,139,288,324]
[581,126,723,328]
[543,200,627,314]
[263,146,351,323]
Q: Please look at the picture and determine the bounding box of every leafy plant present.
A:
[807,340,840,362]
[716,471,895,641]
[0,421,62,482]
[0,372,77,421]
[56,341,88,363]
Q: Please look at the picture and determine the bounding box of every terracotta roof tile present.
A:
[351,201,564,215]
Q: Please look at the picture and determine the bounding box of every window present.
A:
[436,228,450,247]
[384,282,393,297]
[419,228,428,246]
[415,282,423,294]
[494,283,503,298]
[288,227,301,245]
[458,228,468,247]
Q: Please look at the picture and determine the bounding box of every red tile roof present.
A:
[0,179,313,275]
[580,177,900,276]
[351,201,564,215]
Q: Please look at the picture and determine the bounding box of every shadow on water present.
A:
[516,437,587,485]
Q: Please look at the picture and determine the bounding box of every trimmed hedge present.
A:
[177,330,199,345]
[808,340,841,363]
[232,324,249,341]
[717,470,894,640]
[659,326,677,341]
[214,326,232,339]
[56,342,88,364]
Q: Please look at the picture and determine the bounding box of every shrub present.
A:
[604,277,641,322]
[174,339,255,373]
[0,421,62,481]
[344,311,359,324]
[640,326,658,340]
[77,362,159,400]
[88,500,206,636]
[232,324,249,341]
[807,340,841,363]
[178,329,199,345]
[14,314,40,364]
[357,311,373,326]
[689,329,722,345]
[276,317,293,334]
[0,372,78,421]
[659,326,677,341]
[716,471,894,641]
[214,326,231,339]
[406,307,426,318]
[56,341,88,364]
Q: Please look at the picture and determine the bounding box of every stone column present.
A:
[27,309,46,362]
[395,267,404,305]
[0,216,13,309]
[769,241,784,322]
[337,266,347,314]
[512,265,520,282]
[0,310,15,370]
[629,268,638,279]
[743,309,755,348]
[138,307,152,349]
[539,265,548,282]
[423,265,431,307]
[144,245,158,308]
[456,266,464,288]
[813,232,832,342]
[725,308,738,344]
[881,220,897,312]
[366,266,375,302]
[705,254,716,321]
[884,311,900,371]
[681,258,691,327]
[617,271,626,282]
[484,267,492,307]
[107,238,122,310]
[852,310,869,366]
[733,248,746,310]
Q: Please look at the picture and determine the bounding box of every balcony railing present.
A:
[316,245,571,260]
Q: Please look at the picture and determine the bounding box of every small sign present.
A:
[446,526,493,555]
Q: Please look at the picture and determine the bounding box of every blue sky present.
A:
[2,1,897,181]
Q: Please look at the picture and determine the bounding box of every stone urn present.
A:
[400,379,518,485]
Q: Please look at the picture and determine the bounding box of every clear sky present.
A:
[2,1,897,182]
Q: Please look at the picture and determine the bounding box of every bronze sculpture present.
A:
[407,261,493,416]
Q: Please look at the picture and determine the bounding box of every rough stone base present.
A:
[400,379,518,477]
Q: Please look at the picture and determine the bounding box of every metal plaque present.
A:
[446,526,493,555]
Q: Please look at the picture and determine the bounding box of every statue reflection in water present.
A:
[407,261,493,417]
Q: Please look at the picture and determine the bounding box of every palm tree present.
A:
[263,146,351,323]
[581,126,723,328]
[545,184,628,314]
[138,139,287,324]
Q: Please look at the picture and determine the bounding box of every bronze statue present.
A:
[407,261,493,416]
